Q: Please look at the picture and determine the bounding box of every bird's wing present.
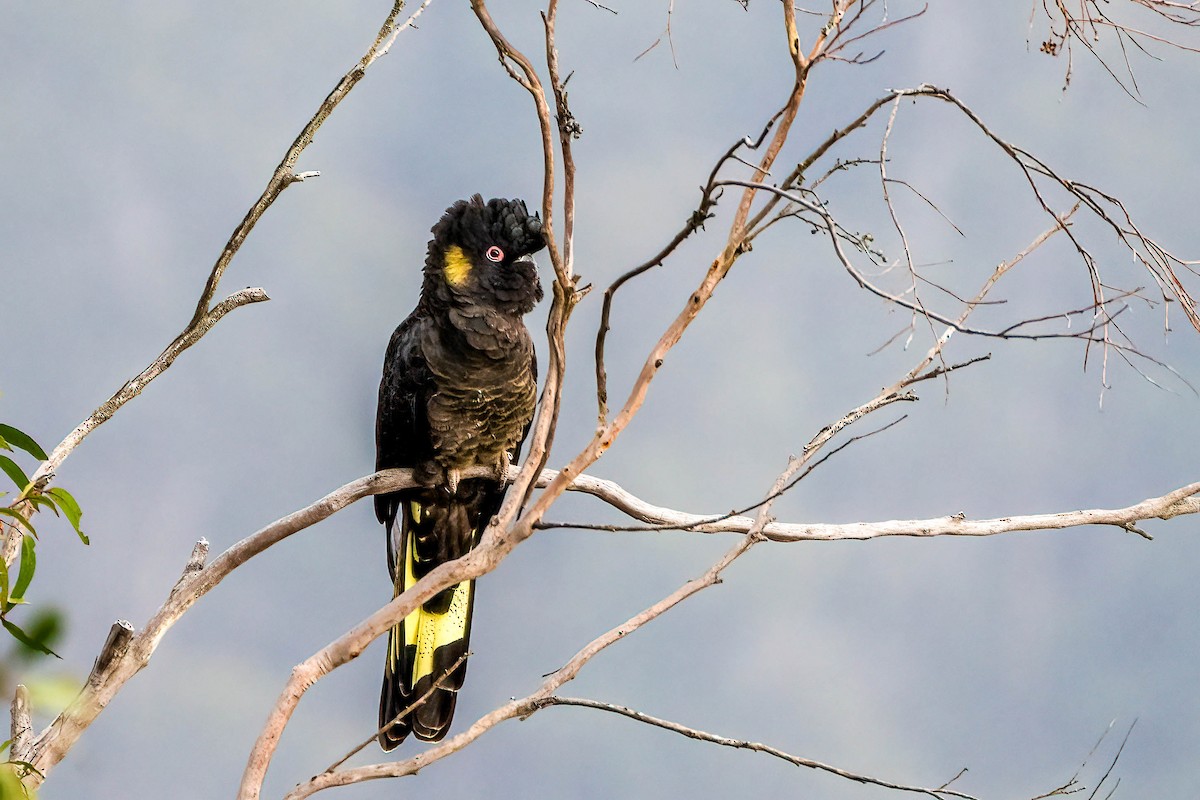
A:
[508,342,538,472]
[375,313,434,571]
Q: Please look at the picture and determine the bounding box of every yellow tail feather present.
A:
[397,511,473,688]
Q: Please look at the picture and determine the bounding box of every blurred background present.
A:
[3,2,1199,798]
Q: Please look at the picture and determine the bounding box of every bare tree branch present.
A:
[280,462,776,799]
[522,0,820,577]
[737,82,1198,366]
[11,2,1199,798]
[1,287,269,564]
[547,470,1200,542]
[275,444,1165,800]
[468,0,586,531]
[9,685,31,766]
[237,7,1200,793]
[186,0,417,329]
[9,450,1194,794]
[3,1,434,568]
[20,469,411,789]
[1032,0,1200,93]
[323,652,470,774]
[533,697,978,800]
[594,125,763,422]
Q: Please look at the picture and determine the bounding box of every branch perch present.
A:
[278,501,764,799]
[239,463,1197,798]
[15,460,1192,793]
[546,470,1200,542]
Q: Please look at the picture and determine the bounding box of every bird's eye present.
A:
[485,246,505,263]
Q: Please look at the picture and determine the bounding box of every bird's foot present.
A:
[494,456,514,485]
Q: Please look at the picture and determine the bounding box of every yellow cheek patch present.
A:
[443,245,473,287]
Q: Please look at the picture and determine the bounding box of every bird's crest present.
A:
[426,195,544,286]
[419,196,546,314]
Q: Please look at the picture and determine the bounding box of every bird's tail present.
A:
[378,506,476,750]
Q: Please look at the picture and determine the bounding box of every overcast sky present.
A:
[3,2,1200,799]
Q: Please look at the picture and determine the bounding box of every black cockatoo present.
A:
[374,195,544,749]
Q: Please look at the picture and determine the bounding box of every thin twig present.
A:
[594,123,775,422]
[323,652,470,773]
[468,0,582,532]
[540,415,913,534]
[535,697,978,800]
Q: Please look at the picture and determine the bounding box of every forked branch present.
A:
[5,1,428,568]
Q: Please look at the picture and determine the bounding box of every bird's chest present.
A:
[421,319,535,469]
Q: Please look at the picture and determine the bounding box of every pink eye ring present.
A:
[485,246,505,263]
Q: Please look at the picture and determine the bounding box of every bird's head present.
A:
[422,195,546,315]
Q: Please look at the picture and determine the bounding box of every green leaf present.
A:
[0,510,35,539]
[10,536,35,606]
[0,434,9,452]
[12,608,64,665]
[0,758,37,799]
[1,619,60,658]
[0,458,29,494]
[0,764,26,800]
[0,425,47,462]
[45,488,85,544]
[23,496,56,516]
[0,558,10,613]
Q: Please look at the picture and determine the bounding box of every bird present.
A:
[374,195,545,749]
